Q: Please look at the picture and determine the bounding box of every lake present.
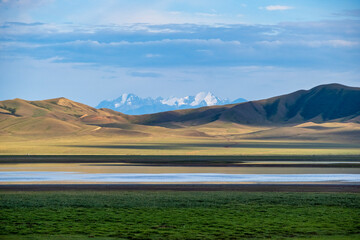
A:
[1,171,360,183]
[0,163,359,183]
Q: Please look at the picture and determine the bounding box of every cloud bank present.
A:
[0,0,359,105]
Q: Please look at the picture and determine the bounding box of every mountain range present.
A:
[133,83,360,127]
[0,83,359,142]
[97,92,247,115]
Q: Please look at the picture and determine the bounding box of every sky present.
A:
[0,0,359,106]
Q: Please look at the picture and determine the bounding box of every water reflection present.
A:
[1,172,359,183]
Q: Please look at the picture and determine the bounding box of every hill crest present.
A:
[132,83,360,126]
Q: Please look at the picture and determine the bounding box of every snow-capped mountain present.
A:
[97,92,246,115]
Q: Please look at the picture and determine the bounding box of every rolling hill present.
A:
[0,83,359,142]
[0,97,130,136]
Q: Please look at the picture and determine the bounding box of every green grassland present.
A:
[1,191,359,239]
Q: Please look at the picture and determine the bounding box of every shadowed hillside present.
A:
[133,84,360,126]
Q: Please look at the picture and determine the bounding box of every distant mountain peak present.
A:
[113,93,139,107]
[190,92,219,106]
[160,96,187,106]
[97,92,247,115]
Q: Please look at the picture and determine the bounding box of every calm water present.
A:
[1,172,360,183]
[1,163,359,183]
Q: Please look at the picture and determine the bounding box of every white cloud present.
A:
[60,38,241,47]
[303,40,360,48]
[195,12,219,17]
[59,38,358,49]
[4,37,358,52]
[145,54,162,58]
[327,40,360,47]
[196,49,214,57]
[262,29,281,36]
[256,40,360,48]
[256,40,283,46]
[265,5,293,11]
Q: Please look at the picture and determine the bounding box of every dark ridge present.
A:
[131,83,360,126]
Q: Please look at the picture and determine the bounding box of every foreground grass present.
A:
[0,191,359,239]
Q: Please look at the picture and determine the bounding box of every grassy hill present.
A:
[0,97,132,136]
[0,84,359,155]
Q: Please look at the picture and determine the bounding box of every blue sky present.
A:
[0,0,359,106]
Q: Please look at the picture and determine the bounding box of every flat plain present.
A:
[1,132,360,156]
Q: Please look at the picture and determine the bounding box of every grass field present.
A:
[1,191,359,239]
[1,134,360,156]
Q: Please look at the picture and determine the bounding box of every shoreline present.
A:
[1,183,359,192]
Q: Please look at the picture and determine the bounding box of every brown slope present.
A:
[131,83,360,126]
[0,97,130,135]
